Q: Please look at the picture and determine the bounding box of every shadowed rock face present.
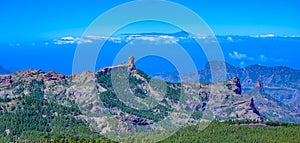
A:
[255,80,263,88]
[227,77,242,94]
[128,55,136,71]
[128,56,135,65]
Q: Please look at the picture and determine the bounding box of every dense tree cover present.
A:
[1,70,300,142]
[99,91,171,122]
[1,95,300,142]
[0,95,112,142]
[135,69,151,82]
[160,121,300,143]
[96,68,182,104]
[96,71,113,89]
[165,83,181,103]
[224,119,259,125]
[264,120,299,127]
[134,87,148,98]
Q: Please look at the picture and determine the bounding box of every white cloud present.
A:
[228,51,255,61]
[54,36,94,45]
[251,34,276,38]
[54,36,76,45]
[239,61,245,66]
[85,35,108,40]
[136,36,157,42]
[61,36,74,41]
[291,35,300,38]
[132,35,179,44]
[108,37,123,43]
[259,54,268,61]
[227,36,233,42]
[77,39,93,44]
[229,51,248,59]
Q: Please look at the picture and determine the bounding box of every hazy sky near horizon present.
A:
[1,0,300,42]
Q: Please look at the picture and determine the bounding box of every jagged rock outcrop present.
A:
[227,77,242,94]
[250,98,261,116]
[128,55,136,71]
[0,56,264,133]
[44,70,65,81]
[248,87,300,123]
[0,75,12,88]
[255,80,263,88]
[99,56,136,73]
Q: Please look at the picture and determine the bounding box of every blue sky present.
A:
[0,0,299,74]
[1,0,300,42]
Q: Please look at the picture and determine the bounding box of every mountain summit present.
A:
[0,56,263,136]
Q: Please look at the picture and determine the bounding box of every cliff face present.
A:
[0,56,262,133]
[248,80,300,123]
[227,77,242,94]
[154,62,300,104]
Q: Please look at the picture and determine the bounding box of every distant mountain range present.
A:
[1,56,300,142]
[153,61,299,90]
[152,62,300,123]
[0,56,266,140]
[119,30,190,37]
[0,65,10,74]
[154,61,299,95]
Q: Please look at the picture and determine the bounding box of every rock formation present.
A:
[0,75,12,88]
[100,56,136,73]
[0,57,265,133]
[128,56,135,71]
[227,77,242,94]
[255,80,263,88]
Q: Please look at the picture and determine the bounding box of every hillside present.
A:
[160,121,300,143]
[153,61,300,91]
[153,61,300,123]
[0,56,268,142]
[248,86,300,123]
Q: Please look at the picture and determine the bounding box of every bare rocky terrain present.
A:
[0,56,266,136]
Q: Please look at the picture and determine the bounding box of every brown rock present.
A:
[128,56,136,71]
[44,70,65,81]
[227,77,242,94]
[255,80,263,88]
[0,75,12,88]
[128,56,135,65]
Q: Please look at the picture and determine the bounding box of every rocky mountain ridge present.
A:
[153,61,300,105]
[0,57,265,135]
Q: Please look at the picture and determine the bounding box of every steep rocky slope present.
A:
[153,61,300,123]
[0,57,262,136]
[248,81,300,123]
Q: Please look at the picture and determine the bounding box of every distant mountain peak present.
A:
[119,30,190,37]
[0,65,11,75]
[255,80,263,88]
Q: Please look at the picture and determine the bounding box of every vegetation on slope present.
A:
[160,121,300,143]
[0,95,111,142]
